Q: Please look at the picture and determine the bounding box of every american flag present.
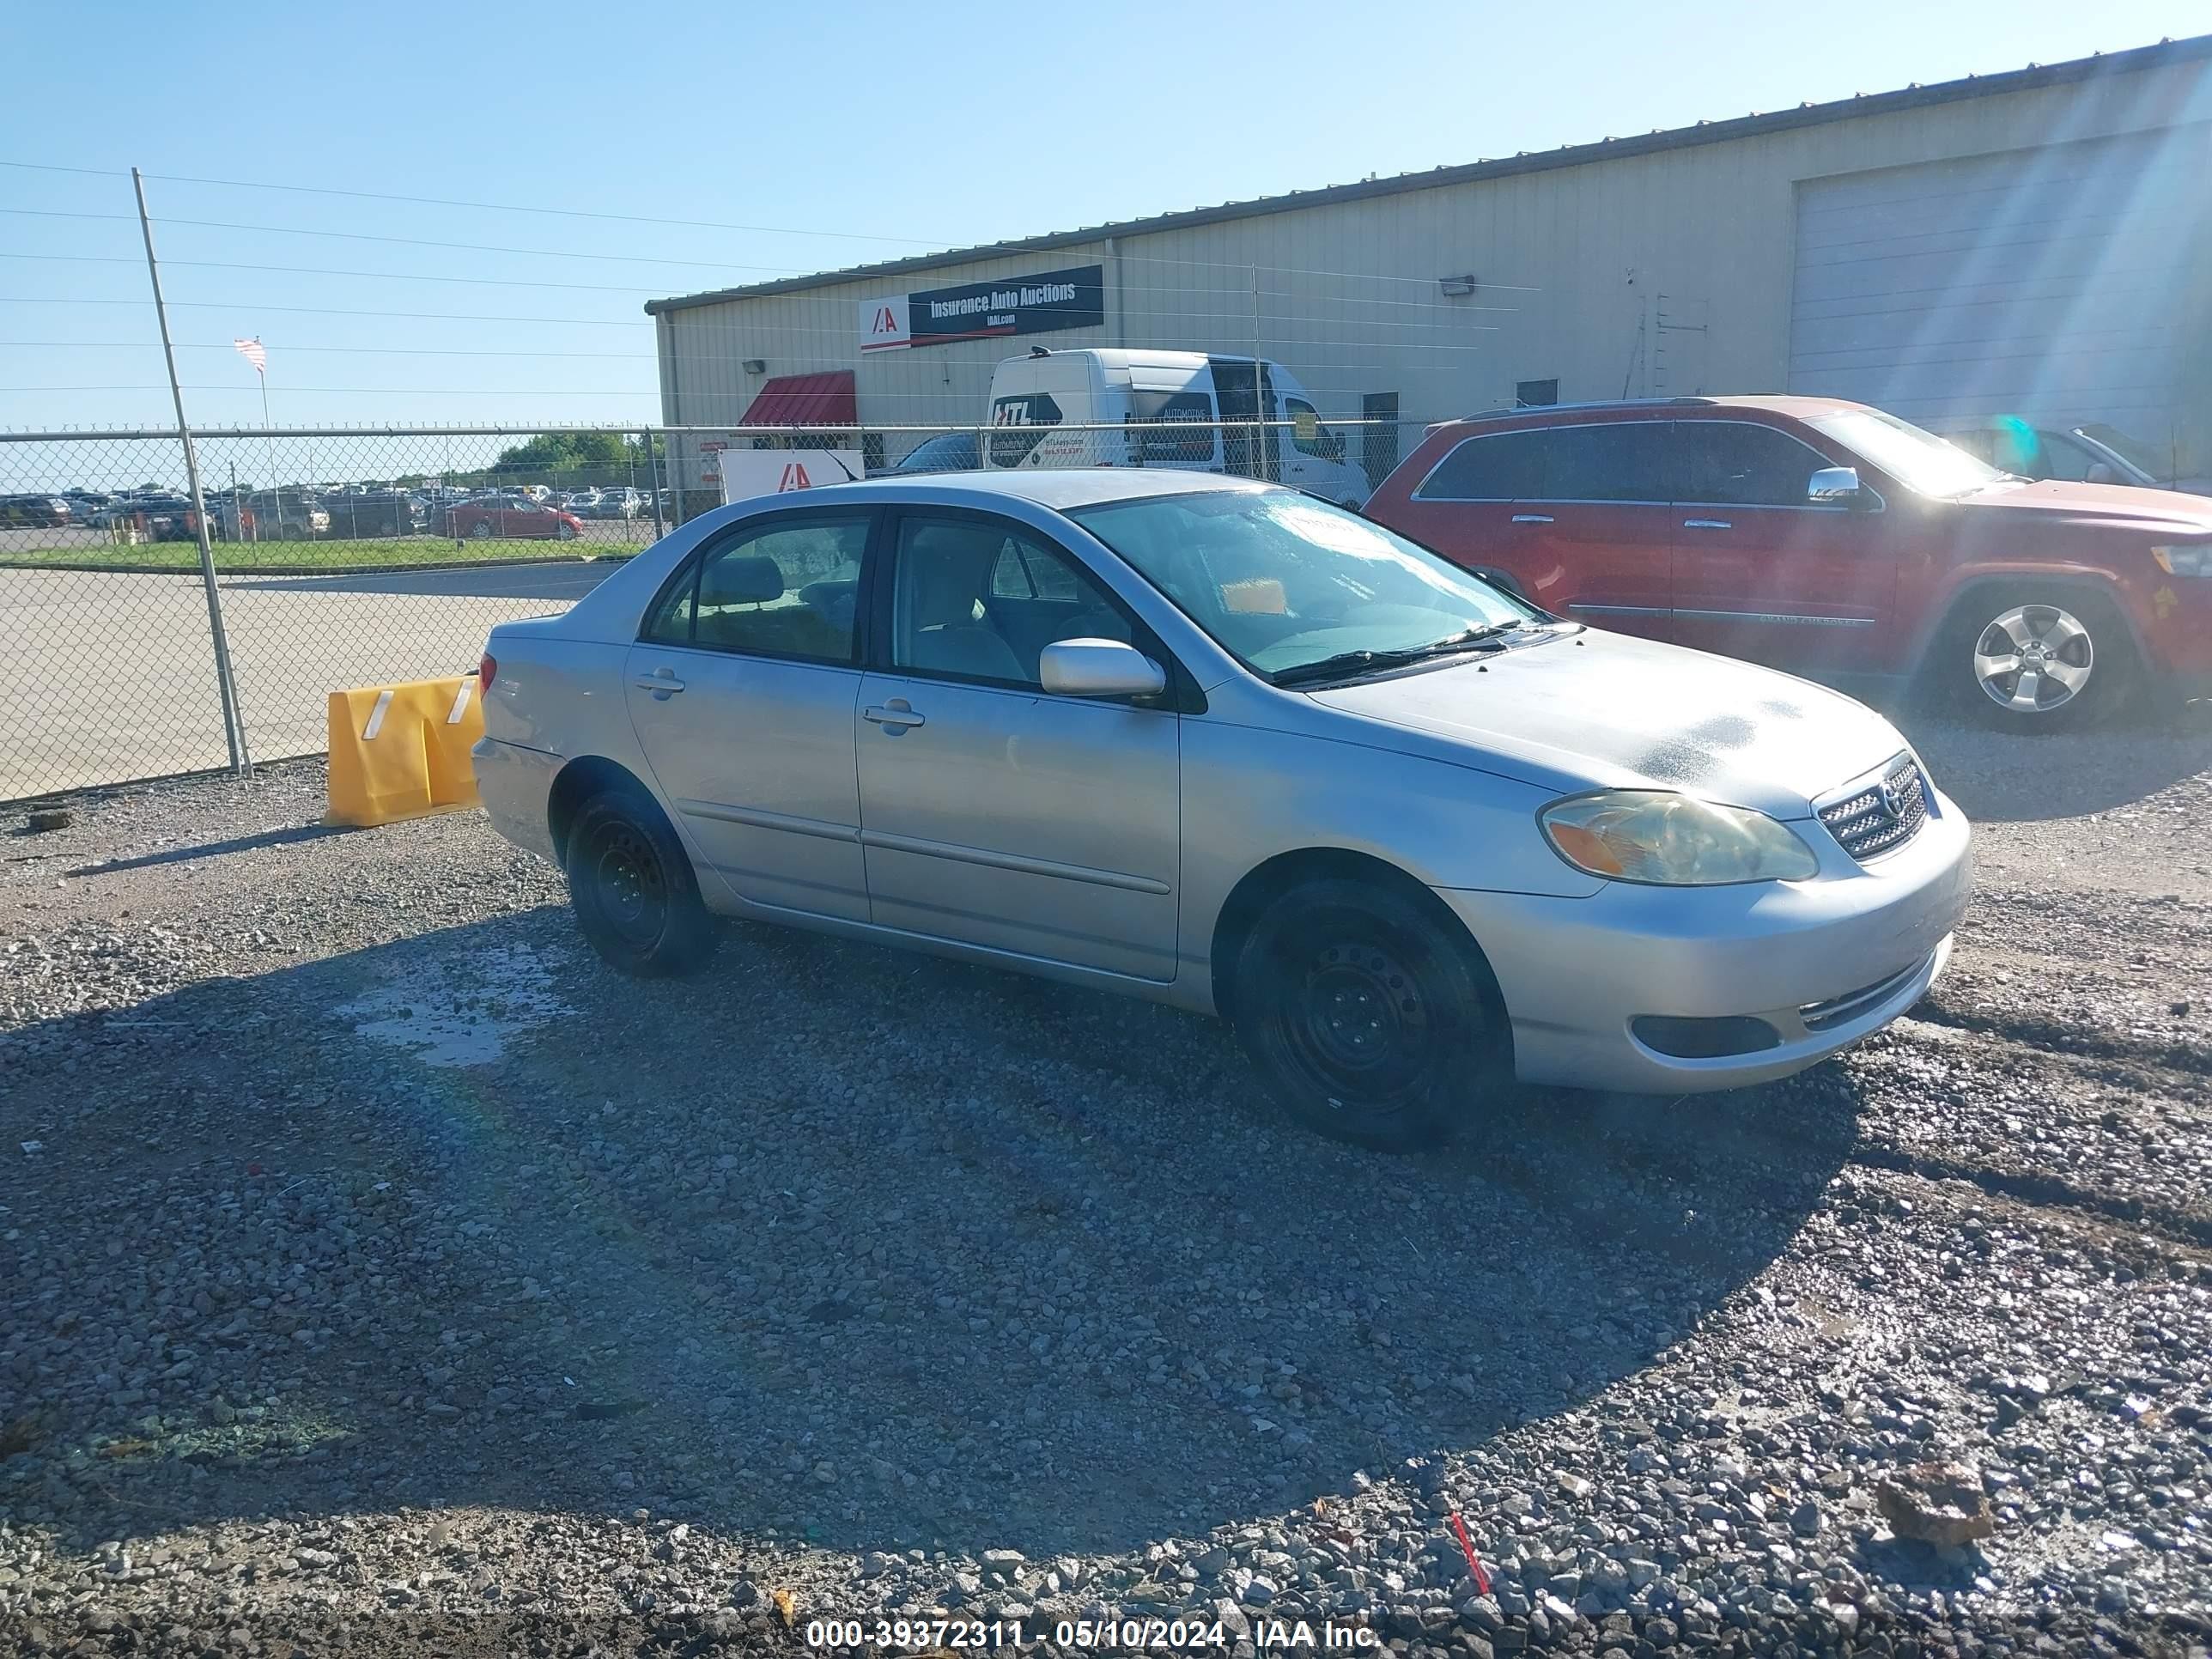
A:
[233,337,267,374]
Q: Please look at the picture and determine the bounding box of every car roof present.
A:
[763,467,1273,511]
[1440,394,1869,430]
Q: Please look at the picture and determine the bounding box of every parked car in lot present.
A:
[213,489,330,540]
[0,495,72,528]
[474,470,1972,1149]
[1930,415,2212,496]
[442,494,585,541]
[886,431,980,476]
[584,487,644,519]
[321,490,425,538]
[1362,395,2212,729]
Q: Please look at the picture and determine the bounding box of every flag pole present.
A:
[135,166,250,779]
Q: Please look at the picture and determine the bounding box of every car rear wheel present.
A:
[1940,587,2138,731]
[1230,876,1508,1151]
[469,520,494,540]
[564,789,717,977]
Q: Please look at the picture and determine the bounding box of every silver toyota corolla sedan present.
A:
[473,470,1972,1149]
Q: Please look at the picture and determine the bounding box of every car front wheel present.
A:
[564,789,717,976]
[469,520,494,540]
[1947,588,2137,730]
[1231,876,1508,1151]
[555,522,578,541]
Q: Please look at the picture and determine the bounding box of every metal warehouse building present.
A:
[648,34,2212,494]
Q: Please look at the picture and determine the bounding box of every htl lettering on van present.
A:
[982,349,1371,508]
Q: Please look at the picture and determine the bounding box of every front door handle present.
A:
[1510,513,1553,524]
[863,701,926,732]
[631,668,685,696]
[1682,519,1733,530]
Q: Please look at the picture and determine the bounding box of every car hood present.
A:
[1307,629,1906,819]
[1960,477,2212,536]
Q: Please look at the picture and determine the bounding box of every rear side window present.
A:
[1128,390,1216,464]
[1413,428,1547,500]
[1533,422,1675,503]
[642,515,871,661]
[989,392,1064,466]
[1676,421,1833,507]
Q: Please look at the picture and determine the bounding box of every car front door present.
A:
[1510,420,1677,639]
[854,509,1181,982]
[1667,417,1893,674]
[622,508,875,922]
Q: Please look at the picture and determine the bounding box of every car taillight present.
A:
[478,652,497,691]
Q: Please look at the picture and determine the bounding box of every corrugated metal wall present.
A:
[660,50,2212,472]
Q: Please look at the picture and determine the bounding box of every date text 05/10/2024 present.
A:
[804,1616,1384,1650]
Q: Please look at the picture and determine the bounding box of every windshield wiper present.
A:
[1269,623,1522,688]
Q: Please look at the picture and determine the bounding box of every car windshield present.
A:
[1808,407,2005,498]
[1066,489,1540,680]
[2075,422,2162,476]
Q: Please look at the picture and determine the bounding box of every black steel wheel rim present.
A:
[589,820,667,947]
[1276,931,1433,1109]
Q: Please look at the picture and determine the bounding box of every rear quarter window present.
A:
[1413,428,1547,500]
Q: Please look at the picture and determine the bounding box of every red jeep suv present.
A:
[1364,396,2212,728]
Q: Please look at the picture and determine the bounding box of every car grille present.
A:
[1818,753,1929,861]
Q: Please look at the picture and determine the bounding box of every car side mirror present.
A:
[1808,465,1864,507]
[1039,637,1167,699]
[2084,461,2118,485]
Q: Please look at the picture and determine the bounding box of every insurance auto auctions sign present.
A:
[717,447,866,505]
[855,264,1104,353]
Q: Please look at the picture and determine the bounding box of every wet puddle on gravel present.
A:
[332,941,571,1066]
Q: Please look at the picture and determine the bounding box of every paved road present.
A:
[0,561,620,800]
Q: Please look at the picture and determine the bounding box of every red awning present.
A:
[737,370,856,427]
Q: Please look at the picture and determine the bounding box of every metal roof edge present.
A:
[644,33,2212,316]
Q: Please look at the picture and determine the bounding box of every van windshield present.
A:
[1067,489,1540,681]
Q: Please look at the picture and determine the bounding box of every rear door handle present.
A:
[863,702,926,732]
[1682,519,1733,530]
[1510,513,1553,524]
[631,668,684,696]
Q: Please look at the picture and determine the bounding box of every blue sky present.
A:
[2,0,2206,431]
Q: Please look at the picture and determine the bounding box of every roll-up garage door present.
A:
[1788,125,2207,441]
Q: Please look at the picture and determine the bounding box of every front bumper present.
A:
[1440,787,1972,1093]
[471,736,562,863]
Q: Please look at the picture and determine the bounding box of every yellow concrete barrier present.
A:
[325,675,484,828]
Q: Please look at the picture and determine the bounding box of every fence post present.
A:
[131,167,251,781]
[645,428,665,539]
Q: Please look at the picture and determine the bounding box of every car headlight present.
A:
[2152,544,2210,577]
[1540,790,1820,885]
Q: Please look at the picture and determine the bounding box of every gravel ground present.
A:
[3,712,2209,1659]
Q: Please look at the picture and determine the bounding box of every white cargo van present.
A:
[982,349,1371,507]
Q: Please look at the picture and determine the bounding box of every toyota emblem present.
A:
[1877,779,1905,820]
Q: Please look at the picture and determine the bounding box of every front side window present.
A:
[1808,407,2002,498]
[988,392,1064,467]
[893,515,1133,687]
[1069,489,1537,680]
[1677,421,1836,507]
[644,515,868,661]
[1286,398,1328,459]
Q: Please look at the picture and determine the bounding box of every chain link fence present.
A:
[0,416,1437,803]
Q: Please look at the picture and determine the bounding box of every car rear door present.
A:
[622,507,876,922]
[1510,421,1677,637]
[1667,416,1893,673]
[853,508,1180,982]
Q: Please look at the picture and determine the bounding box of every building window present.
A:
[1515,378,1559,409]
